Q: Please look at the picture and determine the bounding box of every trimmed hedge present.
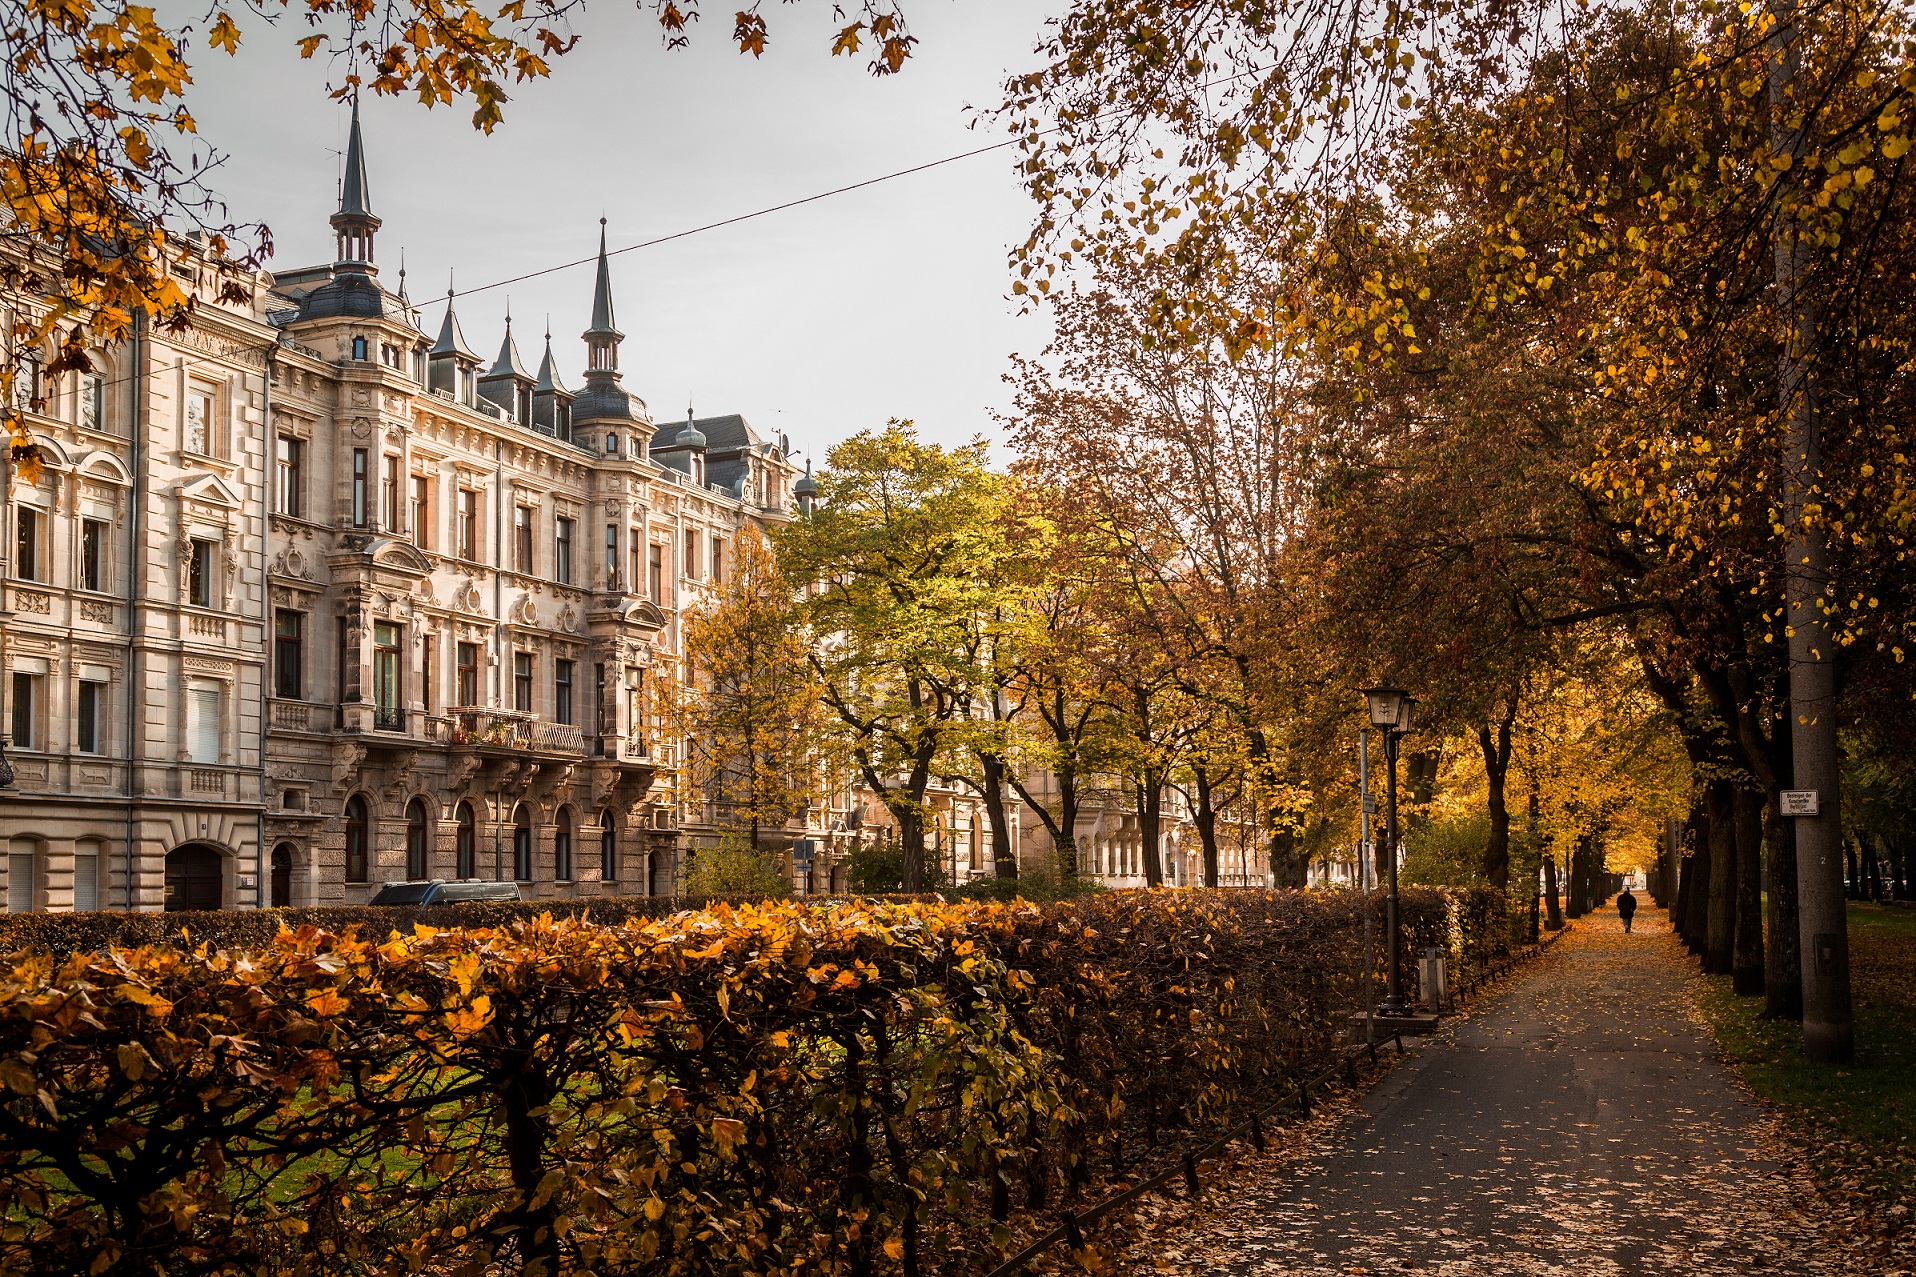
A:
[0,887,1507,1277]
[0,893,938,958]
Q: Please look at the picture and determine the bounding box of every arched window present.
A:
[406,798,429,880]
[512,805,533,882]
[455,801,475,879]
[554,808,573,882]
[345,795,370,883]
[600,810,617,883]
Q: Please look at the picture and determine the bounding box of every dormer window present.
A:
[458,367,474,406]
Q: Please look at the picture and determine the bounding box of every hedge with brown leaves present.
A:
[0,888,1505,1277]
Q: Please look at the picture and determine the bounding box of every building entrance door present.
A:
[271,844,294,907]
[164,845,224,912]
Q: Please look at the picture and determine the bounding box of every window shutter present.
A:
[7,853,33,913]
[188,684,221,763]
[72,855,98,911]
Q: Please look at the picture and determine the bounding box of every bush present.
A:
[0,888,1510,1277]
[682,837,794,898]
[841,840,948,892]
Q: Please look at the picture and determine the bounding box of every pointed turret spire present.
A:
[330,98,381,269]
[488,310,532,380]
[583,218,623,376]
[432,288,478,359]
[479,309,536,423]
[530,318,576,439]
[534,320,569,395]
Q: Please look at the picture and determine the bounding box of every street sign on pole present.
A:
[1780,790,1821,817]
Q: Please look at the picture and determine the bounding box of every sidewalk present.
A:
[1154,910,1842,1275]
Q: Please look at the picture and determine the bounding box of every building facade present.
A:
[2,109,809,912]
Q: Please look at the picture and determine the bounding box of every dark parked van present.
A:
[367,879,522,906]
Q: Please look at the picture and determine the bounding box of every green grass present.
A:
[1692,903,1916,1235]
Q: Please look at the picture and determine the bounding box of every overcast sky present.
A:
[183,1,1050,466]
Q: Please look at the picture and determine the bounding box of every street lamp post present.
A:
[1363,683,1417,1018]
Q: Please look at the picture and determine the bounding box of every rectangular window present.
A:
[188,538,216,608]
[411,475,431,549]
[555,659,574,726]
[381,342,401,369]
[274,610,303,699]
[458,488,478,559]
[185,387,214,455]
[712,536,724,585]
[649,543,663,601]
[81,519,106,592]
[514,506,534,574]
[76,681,102,754]
[352,336,368,361]
[382,455,401,531]
[373,622,402,729]
[513,652,534,713]
[14,508,38,582]
[421,633,435,714]
[10,672,38,750]
[337,617,351,704]
[79,372,103,432]
[555,517,574,585]
[630,539,642,596]
[684,529,699,580]
[625,668,643,752]
[186,681,220,764]
[276,435,302,516]
[455,642,480,707]
[411,349,427,383]
[605,524,618,589]
[594,662,608,737]
[351,449,369,527]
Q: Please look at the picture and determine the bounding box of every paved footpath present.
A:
[1151,909,1846,1276]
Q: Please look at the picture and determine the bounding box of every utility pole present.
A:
[1769,1,1852,1064]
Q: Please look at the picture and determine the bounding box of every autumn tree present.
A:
[668,524,827,859]
[776,423,1006,894]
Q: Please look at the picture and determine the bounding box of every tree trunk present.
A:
[1137,774,1164,887]
[1733,784,1766,996]
[1769,0,1852,1066]
[1684,811,1713,956]
[1674,851,1692,943]
[1479,713,1514,892]
[1542,852,1563,930]
[1565,836,1588,919]
[898,806,926,895]
[980,751,1017,880]
[1267,822,1305,889]
[1705,780,1737,974]
[1194,765,1220,888]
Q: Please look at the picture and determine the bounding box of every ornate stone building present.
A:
[2,107,804,911]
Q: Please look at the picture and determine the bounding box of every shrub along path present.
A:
[1140,910,1843,1275]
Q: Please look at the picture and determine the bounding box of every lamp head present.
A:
[1363,683,1411,732]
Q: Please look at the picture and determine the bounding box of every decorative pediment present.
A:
[32,436,74,471]
[74,450,132,486]
[177,472,242,510]
[366,536,434,576]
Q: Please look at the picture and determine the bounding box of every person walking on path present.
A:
[1617,886,1638,933]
